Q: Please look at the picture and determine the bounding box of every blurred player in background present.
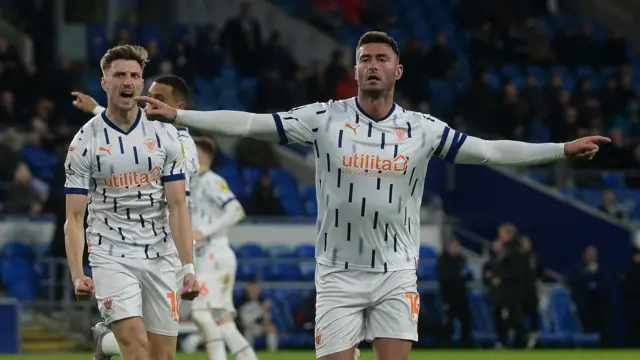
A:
[180,136,260,360]
[135,31,609,360]
[65,51,199,360]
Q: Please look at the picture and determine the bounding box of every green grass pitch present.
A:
[2,350,640,360]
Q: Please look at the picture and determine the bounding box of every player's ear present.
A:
[395,64,403,81]
[353,65,357,80]
[100,77,107,92]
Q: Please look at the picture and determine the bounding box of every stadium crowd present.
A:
[0,0,639,350]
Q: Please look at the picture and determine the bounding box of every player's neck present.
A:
[105,106,139,132]
[356,93,394,120]
[198,165,209,176]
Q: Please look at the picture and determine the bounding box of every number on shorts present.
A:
[166,292,179,322]
[200,282,210,297]
[404,292,420,324]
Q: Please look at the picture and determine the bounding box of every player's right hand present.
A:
[181,273,201,301]
[71,91,99,114]
[134,96,178,123]
[73,276,95,301]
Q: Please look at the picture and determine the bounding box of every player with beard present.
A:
[134,32,609,360]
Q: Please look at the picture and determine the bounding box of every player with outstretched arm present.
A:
[134,32,609,360]
[64,45,200,360]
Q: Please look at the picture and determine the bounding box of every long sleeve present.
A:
[453,136,566,166]
[175,110,282,142]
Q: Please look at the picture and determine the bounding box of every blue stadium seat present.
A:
[417,261,436,281]
[262,263,301,281]
[299,262,315,281]
[419,245,438,259]
[238,243,267,258]
[468,289,497,346]
[296,244,315,258]
[268,245,296,258]
[548,288,600,347]
[236,263,258,282]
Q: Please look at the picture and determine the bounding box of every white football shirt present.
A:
[192,170,237,249]
[64,109,187,259]
[273,97,465,272]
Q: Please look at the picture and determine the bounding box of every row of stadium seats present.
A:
[0,242,440,301]
[238,286,600,349]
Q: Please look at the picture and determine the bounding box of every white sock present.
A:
[266,331,279,352]
[219,322,258,360]
[191,311,227,360]
[101,331,121,356]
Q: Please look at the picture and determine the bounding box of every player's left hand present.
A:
[564,136,611,160]
[181,273,201,301]
[134,96,178,123]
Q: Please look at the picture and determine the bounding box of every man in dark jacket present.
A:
[494,225,527,348]
[568,246,612,347]
[621,248,640,347]
[483,240,504,347]
[521,235,543,348]
[437,238,473,347]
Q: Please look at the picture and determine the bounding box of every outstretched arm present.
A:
[433,125,610,165]
[455,136,566,166]
[175,110,282,142]
[135,96,328,145]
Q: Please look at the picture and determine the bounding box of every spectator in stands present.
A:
[574,21,601,67]
[597,189,624,219]
[520,235,543,349]
[497,82,529,140]
[494,222,527,348]
[294,289,316,333]
[324,50,348,98]
[519,20,555,66]
[195,25,225,79]
[399,38,427,107]
[248,170,286,217]
[620,248,640,347]
[603,30,628,66]
[470,21,503,69]
[521,74,549,120]
[252,67,289,113]
[5,162,48,216]
[307,61,332,103]
[238,283,279,352]
[224,2,263,77]
[567,246,612,346]
[263,31,298,80]
[437,238,472,348]
[425,33,458,79]
[306,0,343,35]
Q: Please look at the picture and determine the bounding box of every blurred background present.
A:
[1,0,640,357]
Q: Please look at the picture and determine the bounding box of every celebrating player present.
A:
[63,45,199,360]
[180,136,260,360]
[72,76,202,359]
[134,31,610,360]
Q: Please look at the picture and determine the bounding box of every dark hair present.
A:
[357,31,400,58]
[154,75,190,101]
[193,136,216,157]
[100,44,149,73]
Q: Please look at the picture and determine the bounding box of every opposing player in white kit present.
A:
[181,136,260,360]
[135,31,610,360]
[72,75,204,359]
[64,45,200,360]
